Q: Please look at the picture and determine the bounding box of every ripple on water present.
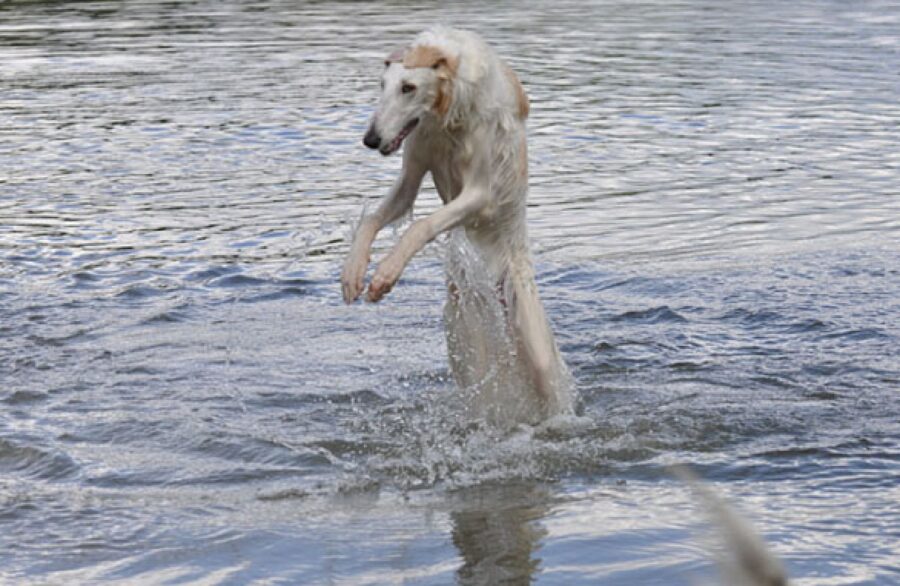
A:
[1,390,51,405]
[611,305,688,324]
[0,439,80,481]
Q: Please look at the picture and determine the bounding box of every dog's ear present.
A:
[403,46,459,75]
[430,55,458,118]
[433,78,453,117]
[431,55,460,78]
[430,56,459,75]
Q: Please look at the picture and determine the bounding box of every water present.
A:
[2,0,899,583]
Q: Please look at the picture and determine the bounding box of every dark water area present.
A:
[1,1,899,584]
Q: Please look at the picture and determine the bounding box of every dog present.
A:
[341,27,573,425]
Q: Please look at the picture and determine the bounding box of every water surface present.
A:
[1,1,899,584]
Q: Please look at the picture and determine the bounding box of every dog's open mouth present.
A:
[380,118,419,155]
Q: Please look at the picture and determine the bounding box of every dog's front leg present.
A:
[341,217,379,303]
[341,154,426,303]
[367,183,489,302]
[367,132,492,302]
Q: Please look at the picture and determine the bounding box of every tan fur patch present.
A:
[402,45,459,73]
[434,81,452,117]
[503,64,530,120]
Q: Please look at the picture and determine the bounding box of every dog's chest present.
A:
[428,152,463,205]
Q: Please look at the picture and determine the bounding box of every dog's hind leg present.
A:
[444,280,487,392]
[446,274,537,426]
[506,264,572,418]
[444,281,470,389]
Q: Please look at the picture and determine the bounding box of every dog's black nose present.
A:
[363,127,381,150]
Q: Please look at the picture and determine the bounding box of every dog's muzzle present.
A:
[363,126,381,150]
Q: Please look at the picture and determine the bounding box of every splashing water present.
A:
[441,229,576,428]
[343,229,589,493]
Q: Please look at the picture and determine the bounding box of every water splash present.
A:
[441,229,575,428]
[333,230,593,492]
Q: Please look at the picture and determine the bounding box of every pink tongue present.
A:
[388,120,417,152]
[392,128,409,150]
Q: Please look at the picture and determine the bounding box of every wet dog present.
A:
[341,27,573,424]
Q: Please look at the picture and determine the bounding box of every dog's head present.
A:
[363,44,460,156]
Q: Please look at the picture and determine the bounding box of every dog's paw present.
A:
[340,252,369,303]
[366,257,404,302]
[366,277,392,302]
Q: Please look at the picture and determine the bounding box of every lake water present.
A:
[2,1,899,584]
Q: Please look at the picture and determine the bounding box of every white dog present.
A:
[341,27,573,424]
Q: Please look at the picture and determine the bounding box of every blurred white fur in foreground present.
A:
[675,467,790,586]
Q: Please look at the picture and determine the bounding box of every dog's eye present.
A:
[401,83,416,94]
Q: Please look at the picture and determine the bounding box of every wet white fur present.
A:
[342,27,573,424]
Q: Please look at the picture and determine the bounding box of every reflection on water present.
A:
[452,484,548,585]
[1,0,899,584]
